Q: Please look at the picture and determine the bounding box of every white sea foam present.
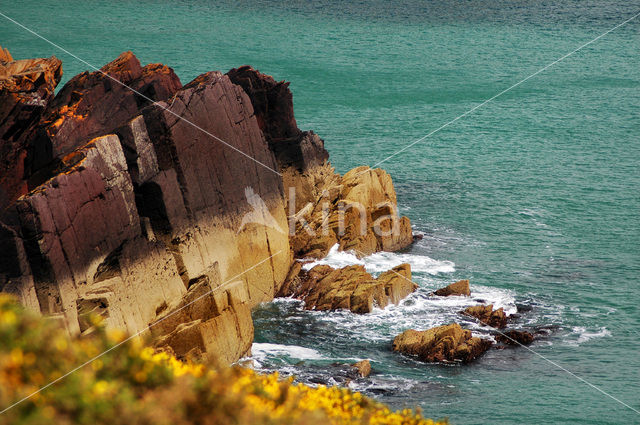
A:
[568,326,612,345]
[291,281,518,344]
[251,343,326,361]
[468,285,518,315]
[301,244,455,275]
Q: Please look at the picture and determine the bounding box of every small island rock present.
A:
[392,323,492,363]
[461,304,507,328]
[351,360,372,378]
[433,279,470,297]
[279,263,416,314]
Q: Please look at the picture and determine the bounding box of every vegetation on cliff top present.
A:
[0,295,446,425]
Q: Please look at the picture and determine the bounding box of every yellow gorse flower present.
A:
[225,367,445,425]
[0,296,447,425]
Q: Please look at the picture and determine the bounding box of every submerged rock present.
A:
[433,279,470,297]
[461,304,507,328]
[279,263,416,314]
[392,323,492,363]
[495,330,535,346]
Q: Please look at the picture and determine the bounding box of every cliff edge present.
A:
[0,48,413,363]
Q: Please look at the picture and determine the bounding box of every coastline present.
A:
[0,48,415,364]
[2,8,638,419]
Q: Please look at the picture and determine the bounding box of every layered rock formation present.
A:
[392,324,492,364]
[277,263,416,314]
[1,49,415,363]
[461,304,507,328]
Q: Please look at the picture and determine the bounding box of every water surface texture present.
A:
[2,1,639,423]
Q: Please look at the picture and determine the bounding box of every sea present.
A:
[2,1,639,423]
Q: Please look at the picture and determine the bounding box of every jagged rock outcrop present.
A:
[227,65,329,172]
[461,304,507,328]
[1,51,413,364]
[285,164,414,258]
[278,263,416,313]
[0,46,12,62]
[392,324,492,364]
[228,66,413,259]
[24,51,182,189]
[0,48,62,208]
[433,279,470,297]
[1,53,290,356]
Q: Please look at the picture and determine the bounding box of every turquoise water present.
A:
[2,1,639,423]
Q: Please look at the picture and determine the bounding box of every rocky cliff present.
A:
[0,48,414,363]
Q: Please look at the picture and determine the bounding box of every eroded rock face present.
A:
[0,51,413,365]
[4,135,185,334]
[462,304,507,329]
[227,65,328,171]
[433,279,470,297]
[392,324,492,363]
[278,263,416,314]
[0,48,63,208]
[141,70,291,305]
[26,51,181,186]
[151,263,254,363]
[227,66,413,259]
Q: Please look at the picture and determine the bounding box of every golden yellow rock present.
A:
[462,304,507,328]
[393,323,492,363]
[434,279,471,296]
[377,263,417,304]
[0,45,13,62]
[280,263,416,314]
[351,359,372,378]
[151,264,254,363]
[283,164,413,259]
